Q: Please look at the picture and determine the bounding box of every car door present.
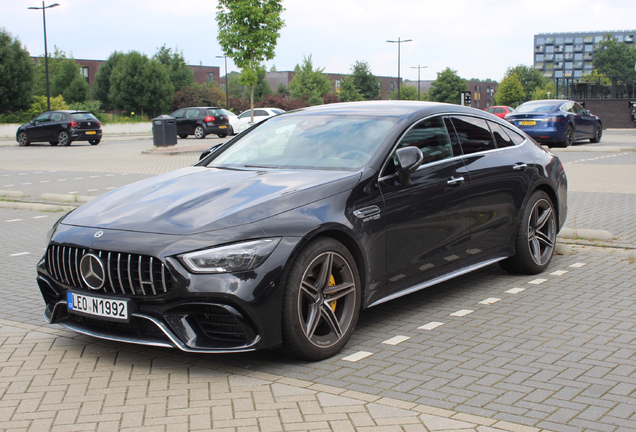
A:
[170,109,186,135]
[28,112,52,142]
[448,116,533,256]
[45,112,67,141]
[183,109,201,134]
[573,103,596,137]
[379,116,472,294]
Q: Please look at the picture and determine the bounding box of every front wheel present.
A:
[590,124,602,143]
[178,134,188,139]
[500,190,557,275]
[89,139,100,145]
[194,125,206,139]
[281,238,361,360]
[58,130,71,146]
[17,132,30,146]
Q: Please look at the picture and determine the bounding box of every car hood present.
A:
[61,166,361,235]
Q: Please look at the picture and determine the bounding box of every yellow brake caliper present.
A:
[328,274,337,312]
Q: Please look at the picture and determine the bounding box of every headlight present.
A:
[180,238,281,274]
[45,210,73,248]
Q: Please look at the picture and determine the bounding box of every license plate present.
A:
[519,121,536,126]
[86,131,96,135]
[67,292,129,321]
[219,125,227,129]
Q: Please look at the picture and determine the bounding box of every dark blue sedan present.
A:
[505,100,602,147]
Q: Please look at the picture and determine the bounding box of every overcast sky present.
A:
[4,0,636,83]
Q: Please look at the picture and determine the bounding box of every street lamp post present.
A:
[410,65,428,100]
[386,37,412,100]
[216,55,229,109]
[28,2,59,112]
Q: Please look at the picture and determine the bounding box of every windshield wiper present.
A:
[245,165,279,169]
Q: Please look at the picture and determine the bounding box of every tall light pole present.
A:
[386,37,412,100]
[410,65,427,100]
[216,55,229,109]
[29,2,59,112]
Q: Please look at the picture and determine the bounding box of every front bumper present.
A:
[36,235,301,353]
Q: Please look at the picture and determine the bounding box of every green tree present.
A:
[277,82,290,96]
[50,59,89,104]
[172,83,226,110]
[0,29,35,112]
[30,95,68,115]
[253,66,273,102]
[153,44,194,92]
[216,0,285,121]
[109,51,174,116]
[288,55,332,105]
[351,60,380,100]
[494,73,525,106]
[429,67,467,104]
[504,65,545,103]
[338,75,363,102]
[92,51,124,110]
[530,82,556,101]
[390,83,426,101]
[225,71,246,99]
[593,34,636,78]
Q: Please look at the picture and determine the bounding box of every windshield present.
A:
[72,113,99,121]
[205,114,396,170]
[515,103,557,114]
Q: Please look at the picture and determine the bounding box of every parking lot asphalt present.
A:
[0,130,635,431]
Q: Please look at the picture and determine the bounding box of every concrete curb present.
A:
[558,228,615,242]
[0,190,26,199]
[40,193,95,203]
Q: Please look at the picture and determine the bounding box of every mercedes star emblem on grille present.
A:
[94,231,103,238]
[79,253,106,290]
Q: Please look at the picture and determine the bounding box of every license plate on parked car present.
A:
[219,125,227,129]
[86,131,96,135]
[519,121,536,126]
[67,292,129,321]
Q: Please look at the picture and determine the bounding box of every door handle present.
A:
[513,163,527,171]
[447,176,464,186]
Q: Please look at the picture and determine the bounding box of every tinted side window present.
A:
[171,109,185,119]
[186,109,200,118]
[488,121,514,148]
[51,112,65,122]
[504,127,526,145]
[450,116,495,154]
[34,113,51,123]
[254,110,269,117]
[207,109,223,116]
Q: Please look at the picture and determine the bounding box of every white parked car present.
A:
[219,109,241,135]
[235,108,285,134]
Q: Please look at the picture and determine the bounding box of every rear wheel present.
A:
[49,141,59,146]
[179,134,188,139]
[281,238,361,360]
[499,190,556,275]
[58,131,71,146]
[590,124,602,143]
[217,133,228,138]
[89,139,100,145]
[560,126,573,148]
[17,132,30,146]
[194,125,206,139]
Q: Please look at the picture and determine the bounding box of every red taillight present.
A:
[97,121,101,127]
[541,116,562,122]
[68,121,78,128]
[205,116,215,122]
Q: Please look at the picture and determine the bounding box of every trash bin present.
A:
[152,115,177,146]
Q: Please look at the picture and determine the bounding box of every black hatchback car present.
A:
[37,102,567,360]
[17,110,102,146]
[170,107,231,139]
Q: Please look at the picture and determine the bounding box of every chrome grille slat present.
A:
[45,246,172,297]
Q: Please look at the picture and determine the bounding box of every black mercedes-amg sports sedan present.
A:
[37,101,567,360]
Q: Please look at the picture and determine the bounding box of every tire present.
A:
[49,141,59,146]
[194,125,206,139]
[560,126,573,148]
[58,131,71,146]
[89,139,100,145]
[499,190,557,275]
[281,238,361,360]
[17,132,30,146]
[179,134,188,139]
[228,126,235,135]
[217,133,228,138]
[590,124,602,143]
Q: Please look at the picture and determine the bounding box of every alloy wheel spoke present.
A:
[534,207,552,231]
[304,302,321,339]
[323,282,355,300]
[536,231,554,248]
[320,303,343,339]
[529,237,542,262]
[301,280,319,297]
[314,253,334,292]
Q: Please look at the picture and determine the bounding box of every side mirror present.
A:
[199,143,223,161]
[394,147,424,186]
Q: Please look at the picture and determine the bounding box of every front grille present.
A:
[46,245,173,297]
[194,305,246,342]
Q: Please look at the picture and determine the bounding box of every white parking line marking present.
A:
[506,288,525,294]
[18,173,27,176]
[90,176,99,178]
[74,177,83,180]
[6,219,21,222]
[450,309,473,317]
[551,270,569,276]
[40,180,50,183]
[383,336,411,345]
[341,351,373,362]
[105,174,114,177]
[479,298,501,305]
[4,184,14,187]
[33,216,48,219]
[10,252,30,257]
[34,172,42,174]
[418,321,444,330]
[87,189,98,192]
[105,187,116,190]
[570,263,586,268]
[2,174,11,177]
[68,191,78,194]
[528,278,548,285]
[22,182,32,185]
[57,179,66,182]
